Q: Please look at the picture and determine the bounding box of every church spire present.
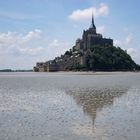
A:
[90,12,96,29]
[92,12,94,25]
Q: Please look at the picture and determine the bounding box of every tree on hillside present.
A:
[85,45,136,71]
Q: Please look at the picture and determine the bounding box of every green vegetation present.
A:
[70,45,139,71]
[65,50,73,56]
[33,67,39,72]
[136,64,140,71]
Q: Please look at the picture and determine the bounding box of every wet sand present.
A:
[0,72,140,140]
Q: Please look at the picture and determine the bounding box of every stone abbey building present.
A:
[74,14,113,51]
[34,15,113,72]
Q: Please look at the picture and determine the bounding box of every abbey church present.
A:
[74,14,113,51]
[34,15,114,72]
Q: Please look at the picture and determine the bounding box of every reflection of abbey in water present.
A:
[34,15,113,72]
[66,88,127,126]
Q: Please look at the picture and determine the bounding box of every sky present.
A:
[0,0,140,69]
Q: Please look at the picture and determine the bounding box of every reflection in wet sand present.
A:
[66,87,128,126]
[0,72,140,140]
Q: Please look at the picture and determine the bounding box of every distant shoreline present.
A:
[0,69,33,72]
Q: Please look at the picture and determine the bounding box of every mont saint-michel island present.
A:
[1,1,140,140]
[34,15,140,72]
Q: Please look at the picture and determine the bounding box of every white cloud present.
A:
[46,39,70,59]
[114,34,133,47]
[123,34,133,45]
[0,30,70,69]
[48,39,60,47]
[97,26,105,34]
[114,35,140,64]
[114,40,122,46]
[69,3,109,21]
[0,29,43,58]
[23,29,41,42]
[124,34,133,45]
[12,46,44,56]
[0,29,41,48]
[126,47,140,64]
[127,48,137,56]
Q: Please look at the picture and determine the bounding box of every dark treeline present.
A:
[0,69,33,72]
[68,45,140,71]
